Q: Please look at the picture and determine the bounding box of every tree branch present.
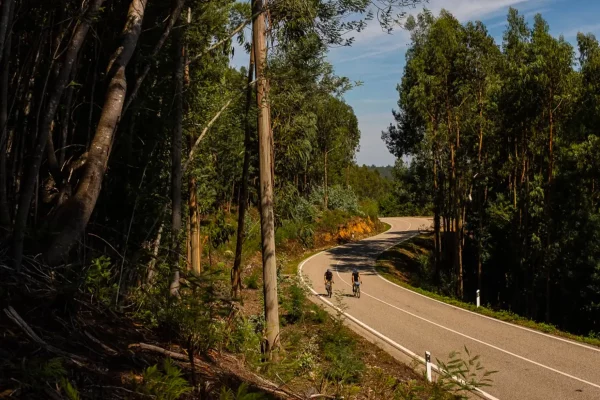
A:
[182,98,233,172]
[186,19,250,67]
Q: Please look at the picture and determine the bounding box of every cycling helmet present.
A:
[353,269,358,273]
[327,269,331,272]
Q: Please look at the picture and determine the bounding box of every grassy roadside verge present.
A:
[375,233,600,348]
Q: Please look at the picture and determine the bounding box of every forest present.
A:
[383,8,600,337]
[0,0,456,399]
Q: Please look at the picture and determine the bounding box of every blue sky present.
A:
[231,0,600,166]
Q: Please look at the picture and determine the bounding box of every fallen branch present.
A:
[4,306,87,364]
[130,343,302,399]
[84,331,118,355]
[128,342,190,361]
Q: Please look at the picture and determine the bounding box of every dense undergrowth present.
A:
[376,233,600,347]
[0,199,495,399]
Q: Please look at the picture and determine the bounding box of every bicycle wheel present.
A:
[356,285,360,298]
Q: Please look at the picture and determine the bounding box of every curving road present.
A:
[300,217,600,400]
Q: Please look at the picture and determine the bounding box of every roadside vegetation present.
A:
[376,233,600,347]
[382,7,600,339]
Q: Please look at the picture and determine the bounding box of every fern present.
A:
[140,358,192,400]
[220,383,267,400]
[60,378,81,400]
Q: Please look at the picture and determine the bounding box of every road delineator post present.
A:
[476,290,481,308]
[425,351,432,382]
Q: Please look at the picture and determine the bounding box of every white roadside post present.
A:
[425,351,432,382]
[476,289,481,308]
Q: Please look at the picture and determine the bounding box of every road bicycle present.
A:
[353,282,361,298]
[325,281,333,298]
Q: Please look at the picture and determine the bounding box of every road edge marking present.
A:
[335,268,600,392]
[375,219,600,354]
[297,221,500,400]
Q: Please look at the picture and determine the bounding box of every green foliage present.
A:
[317,209,351,233]
[435,347,497,399]
[140,359,192,400]
[59,378,81,400]
[244,270,260,290]
[321,326,365,383]
[281,281,307,323]
[85,256,117,306]
[310,185,360,214]
[381,6,600,336]
[219,383,267,400]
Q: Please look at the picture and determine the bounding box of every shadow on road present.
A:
[326,230,422,273]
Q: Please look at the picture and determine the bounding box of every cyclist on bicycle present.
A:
[352,269,362,293]
[324,269,333,286]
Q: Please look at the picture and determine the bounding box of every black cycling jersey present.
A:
[352,271,359,281]
[325,271,333,281]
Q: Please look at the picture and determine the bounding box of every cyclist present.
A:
[351,269,362,294]
[324,268,334,286]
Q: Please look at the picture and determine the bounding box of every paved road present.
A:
[300,217,600,400]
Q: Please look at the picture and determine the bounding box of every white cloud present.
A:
[562,23,600,39]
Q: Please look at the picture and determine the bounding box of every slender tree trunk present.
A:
[169,13,184,295]
[186,212,191,271]
[323,149,328,209]
[188,173,201,275]
[42,0,147,265]
[433,155,441,282]
[12,0,106,268]
[0,2,12,229]
[147,223,164,285]
[232,49,255,299]
[123,0,185,115]
[253,0,279,355]
[0,0,14,65]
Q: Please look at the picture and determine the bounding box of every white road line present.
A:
[376,219,600,354]
[298,260,499,400]
[334,269,600,391]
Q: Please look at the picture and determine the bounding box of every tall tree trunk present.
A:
[433,154,441,282]
[323,148,328,209]
[188,173,201,275]
[123,0,185,115]
[0,0,14,65]
[169,13,184,295]
[147,223,164,285]
[253,0,279,355]
[42,0,147,265]
[232,49,255,299]
[13,0,105,268]
[0,1,12,229]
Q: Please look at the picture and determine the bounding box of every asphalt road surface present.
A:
[299,217,600,400]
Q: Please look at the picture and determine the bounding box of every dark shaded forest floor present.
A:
[0,220,455,400]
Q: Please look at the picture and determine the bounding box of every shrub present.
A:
[219,383,267,400]
[318,209,351,233]
[85,256,117,306]
[244,271,260,290]
[282,282,306,323]
[139,358,192,400]
[310,185,360,214]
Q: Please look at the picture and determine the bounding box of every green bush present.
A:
[282,282,306,323]
[244,271,260,290]
[219,383,267,400]
[318,209,351,233]
[139,358,192,400]
[306,303,328,324]
[85,256,117,306]
[359,198,379,219]
[310,185,360,214]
